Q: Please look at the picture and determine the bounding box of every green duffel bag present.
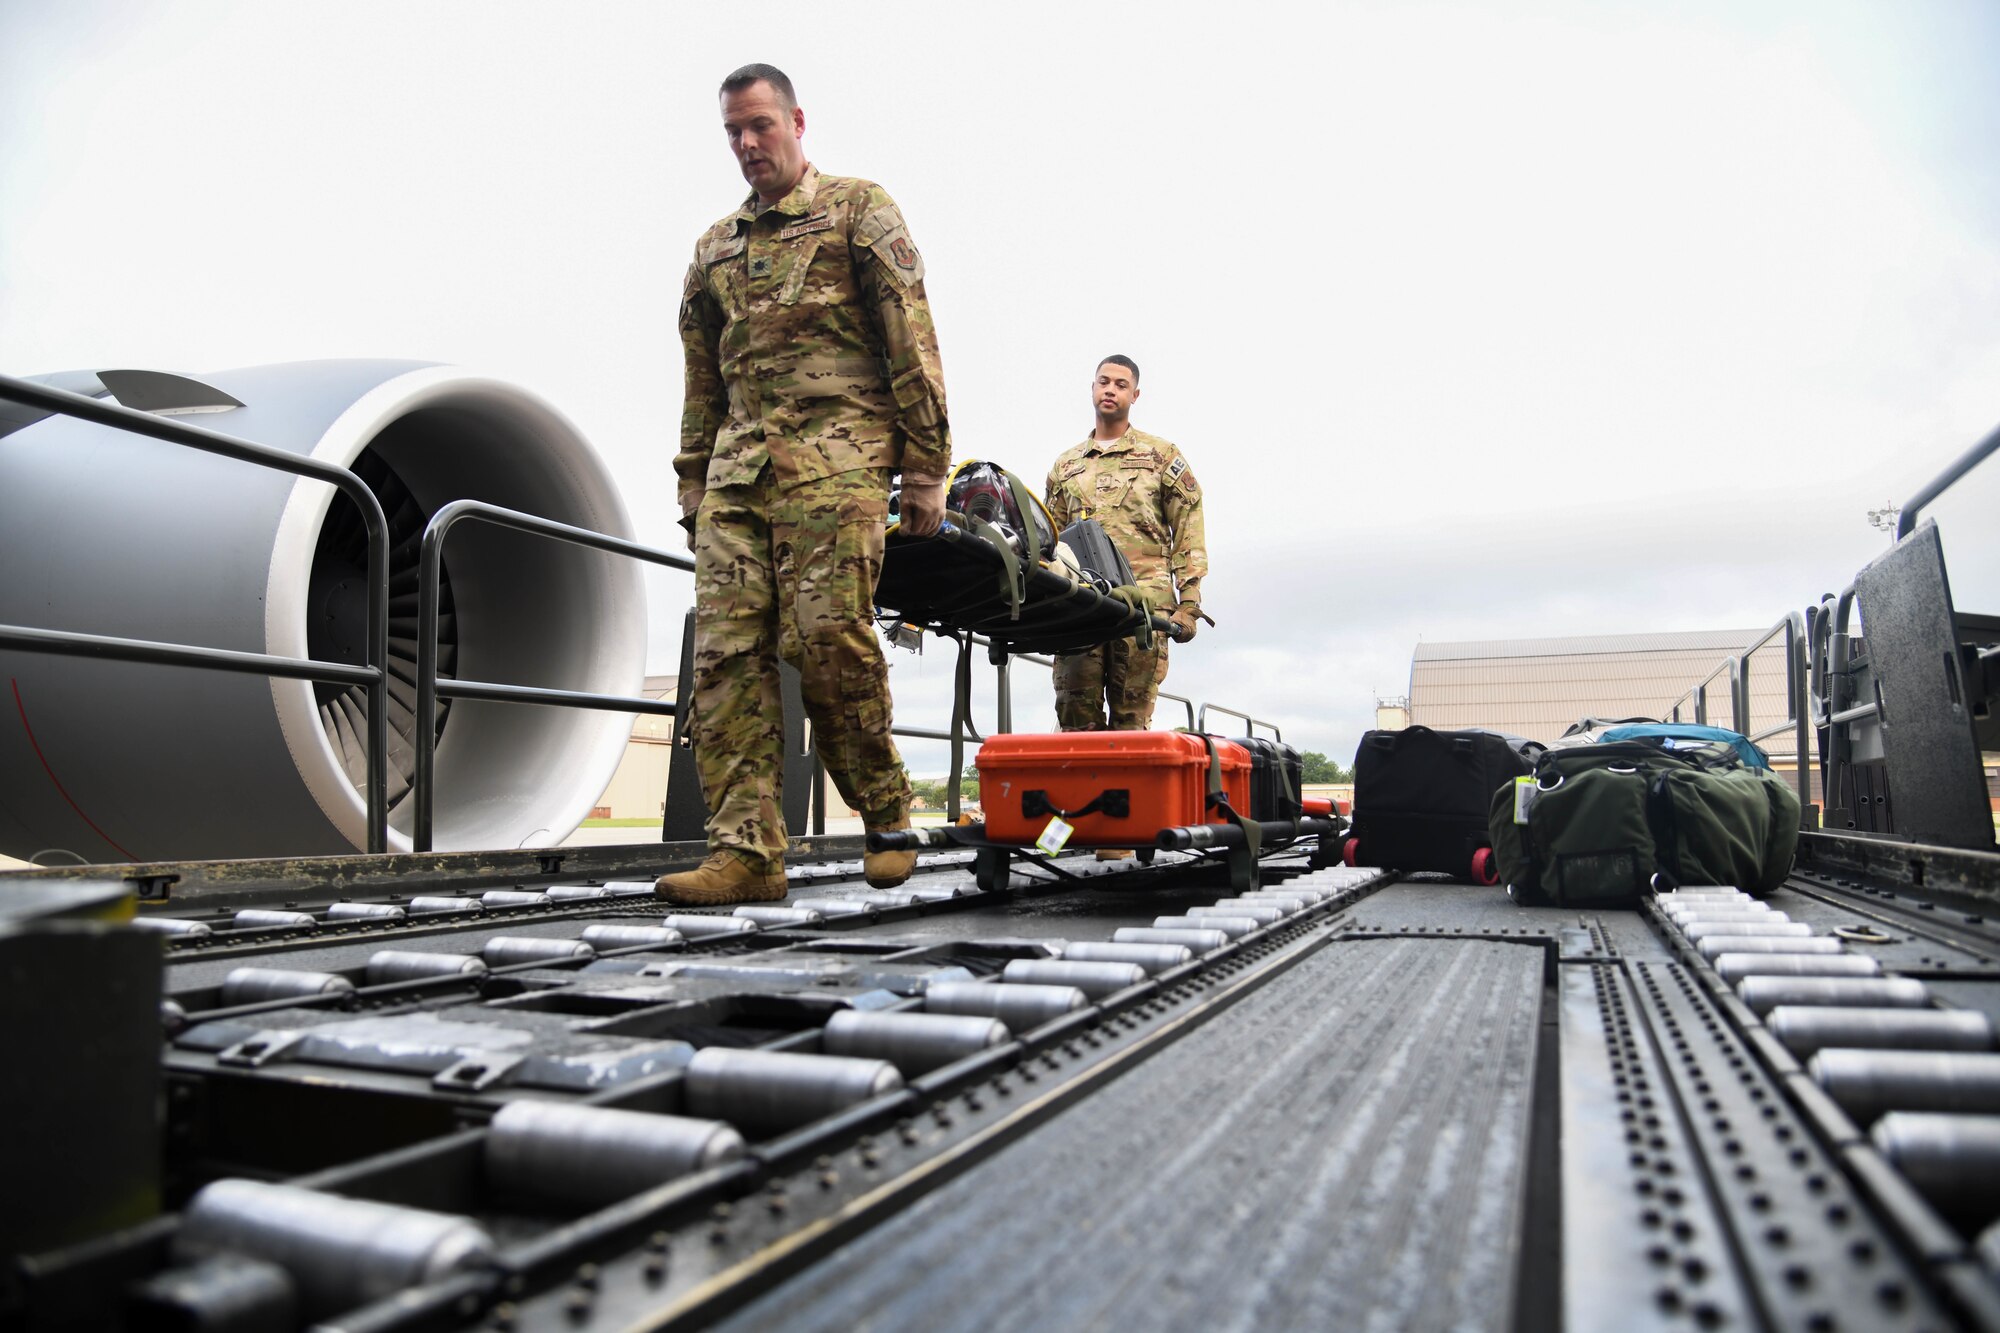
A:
[1487,742,1801,908]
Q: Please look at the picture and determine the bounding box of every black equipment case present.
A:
[1346,726,1540,884]
[1234,737,1303,823]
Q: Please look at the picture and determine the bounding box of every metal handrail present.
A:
[1663,655,1736,728]
[1896,419,2000,538]
[1197,703,1281,741]
[1739,614,1812,799]
[1157,691,1198,734]
[909,634,1244,820]
[414,499,693,852]
[962,632,1200,735]
[1655,610,1814,822]
[0,373,395,852]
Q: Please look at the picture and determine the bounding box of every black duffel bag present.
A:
[1488,741,1802,908]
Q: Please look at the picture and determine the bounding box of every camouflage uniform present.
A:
[678,165,949,865]
[1044,428,1206,730]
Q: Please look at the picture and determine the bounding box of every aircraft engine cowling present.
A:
[0,360,647,863]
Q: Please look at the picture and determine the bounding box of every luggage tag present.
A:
[1035,816,1074,856]
[1512,776,1540,825]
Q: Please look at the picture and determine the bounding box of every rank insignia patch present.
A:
[749,255,774,277]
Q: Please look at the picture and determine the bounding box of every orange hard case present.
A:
[975,732,1253,846]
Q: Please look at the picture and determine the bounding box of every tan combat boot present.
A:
[863,815,918,889]
[654,851,787,906]
[1095,848,1134,862]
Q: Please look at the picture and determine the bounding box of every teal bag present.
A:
[1487,742,1801,908]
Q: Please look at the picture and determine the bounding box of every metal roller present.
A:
[856,891,918,909]
[1154,914,1261,939]
[1736,976,1932,1016]
[481,890,551,908]
[733,906,826,927]
[579,925,683,951]
[1187,904,1284,926]
[1870,1113,2000,1228]
[790,899,871,917]
[480,937,595,967]
[325,903,405,922]
[1696,936,1843,960]
[1112,927,1230,953]
[1716,953,1882,982]
[162,999,188,1033]
[1684,922,1813,941]
[544,885,609,900]
[904,883,968,901]
[1211,895,1307,914]
[661,915,760,938]
[406,897,483,915]
[1812,1050,2000,1122]
[1664,887,1751,898]
[1001,959,1147,998]
[133,918,214,938]
[364,951,487,985]
[1247,887,1334,903]
[1666,900,1776,916]
[923,981,1087,1029]
[821,1010,1010,1075]
[220,968,355,1006]
[232,910,318,930]
[1673,908,1787,924]
[173,1178,495,1321]
[1980,1217,2000,1275]
[1768,1006,1993,1059]
[1061,942,1194,974]
[1670,915,1784,932]
[485,1102,745,1210]
[680,1048,903,1131]
[596,881,658,897]
[130,1254,298,1333]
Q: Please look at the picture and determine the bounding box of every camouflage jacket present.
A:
[1045,427,1206,608]
[676,165,951,523]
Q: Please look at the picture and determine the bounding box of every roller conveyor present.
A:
[10,829,2000,1331]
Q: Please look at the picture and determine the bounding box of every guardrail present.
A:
[413,499,693,852]
[1197,703,1281,741]
[1659,610,1814,824]
[2,379,1292,855]
[886,630,1271,822]
[0,374,397,853]
[1896,420,2000,539]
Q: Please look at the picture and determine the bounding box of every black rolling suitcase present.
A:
[1233,737,1303,822]
[1345,727,1540,884]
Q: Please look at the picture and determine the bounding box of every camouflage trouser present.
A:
[691,466,912,865]
[1053,633,1169,731]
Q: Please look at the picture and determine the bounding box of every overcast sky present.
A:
[4,0,1997,776]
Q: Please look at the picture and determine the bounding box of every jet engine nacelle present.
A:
[0,361,646,862]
